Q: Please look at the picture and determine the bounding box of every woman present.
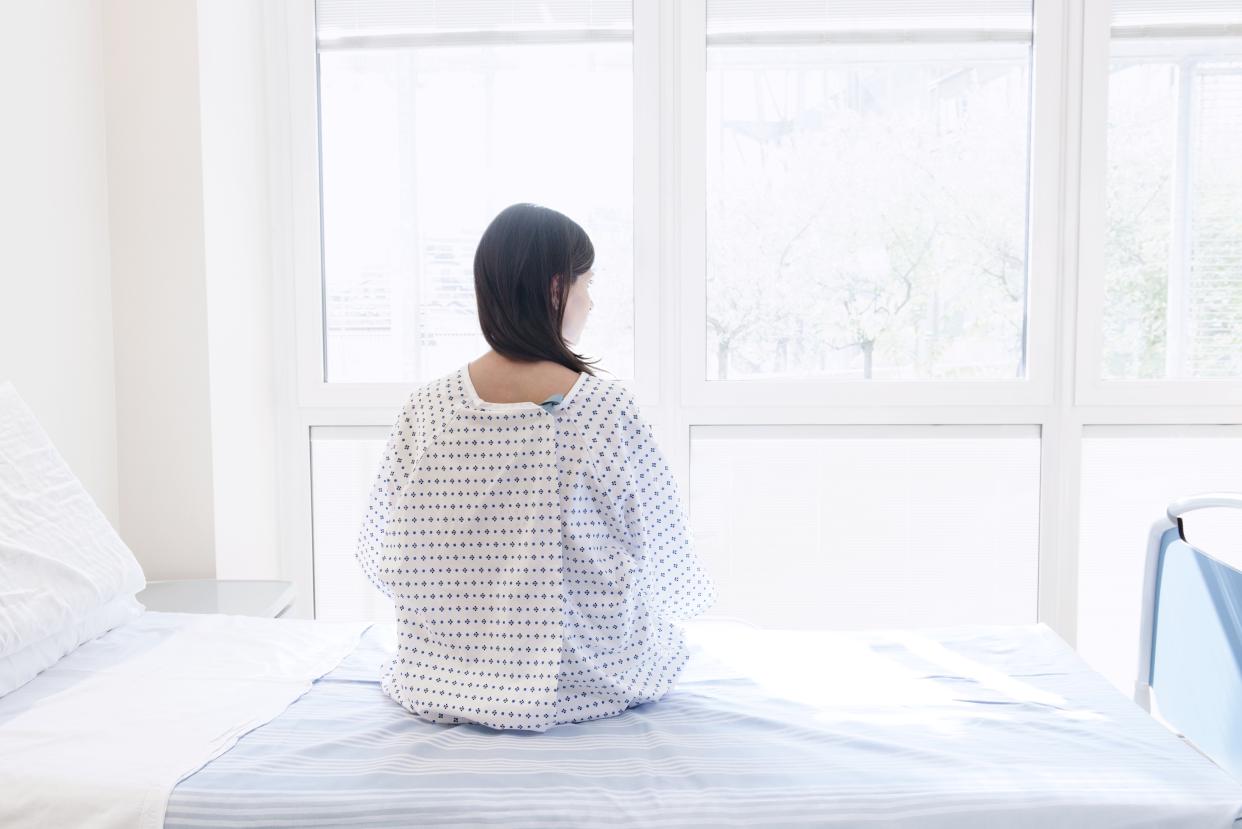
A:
[356,203,718,732]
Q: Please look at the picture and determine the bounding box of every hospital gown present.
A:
[356,365,719,732]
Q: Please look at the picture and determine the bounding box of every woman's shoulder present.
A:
[570,376,659,480]
[565,374,645,439]
[568,372,637,409]
[400,366,470,414]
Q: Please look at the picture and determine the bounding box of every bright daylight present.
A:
[1,0,1241,827]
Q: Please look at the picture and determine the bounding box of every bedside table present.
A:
[137,579,296,619]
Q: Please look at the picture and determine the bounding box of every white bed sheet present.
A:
[0,611,366,829]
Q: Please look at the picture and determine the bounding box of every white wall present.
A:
[197,1,282,580]
[0,1,120,524]
[0,0,282,583]
[104,0,218,579]
[102,0,282,581]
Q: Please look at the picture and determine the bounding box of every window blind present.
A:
[705,0,1033,44]
[1112,0,1242,37]
[316,0,632,48]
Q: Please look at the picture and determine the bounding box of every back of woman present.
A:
[356,203,718,732]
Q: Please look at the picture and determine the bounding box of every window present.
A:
[1100,4,1242,380]
[269,0,1242,654]
[704,1,1035,381]
[690,426,1041,628]
[1078,427,1242,693]
[309,427,390,622]
[316,0,636,383]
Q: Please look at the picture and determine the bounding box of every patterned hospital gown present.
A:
[356,365,719,732]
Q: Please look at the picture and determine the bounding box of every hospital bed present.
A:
[5,497,1242,828]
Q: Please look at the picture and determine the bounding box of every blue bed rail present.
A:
[1136,493,1242,783]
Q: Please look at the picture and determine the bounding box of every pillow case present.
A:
[0,383,146,694]
[0,594,143,696]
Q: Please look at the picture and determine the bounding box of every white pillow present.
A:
[0,382,146,691]
[0,594,143,696]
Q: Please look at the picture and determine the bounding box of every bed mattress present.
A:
[164,617,1242,828]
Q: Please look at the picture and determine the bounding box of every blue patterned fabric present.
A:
[355,365,719,732]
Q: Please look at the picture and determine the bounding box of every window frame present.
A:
[281,0,662,413]
[1074,1,1242,407]
[677,0,1062,409]
[262,0,1242,644]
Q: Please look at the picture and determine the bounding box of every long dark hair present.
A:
[473,203,599,375]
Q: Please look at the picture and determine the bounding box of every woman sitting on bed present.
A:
[356,202,719,732]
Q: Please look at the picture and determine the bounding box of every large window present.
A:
[1102,16,1242,380]
[690,426,1040,628]
[269,0,1242,673]
[705,2,1034,381]
[1079,0,1242,402]
[316,1,636,383]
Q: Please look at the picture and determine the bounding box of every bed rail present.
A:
[1167,492,1242,534]
[1136,493,1242,782]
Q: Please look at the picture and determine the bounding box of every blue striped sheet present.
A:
[165,620,1242,828]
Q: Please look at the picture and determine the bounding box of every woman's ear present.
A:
[550,273,562,310]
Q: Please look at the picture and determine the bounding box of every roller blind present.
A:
[1112,0,1242,36]
[705,0,1033,43]
[317,0,632,47]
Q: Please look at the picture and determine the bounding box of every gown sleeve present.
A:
[608,386,719,622]
[356,394,423,599]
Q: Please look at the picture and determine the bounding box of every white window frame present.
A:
[262,0,1242,646]
[1074,2,1242,407]
[678,0,1060,410]
[274,0,662,415]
